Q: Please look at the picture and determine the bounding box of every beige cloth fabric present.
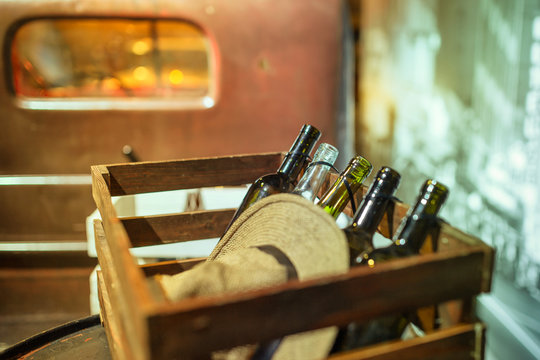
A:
[157,193,349,359]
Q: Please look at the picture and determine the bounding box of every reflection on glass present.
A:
[10,19,212,100]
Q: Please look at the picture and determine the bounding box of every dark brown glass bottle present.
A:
[358,179,449,266]
[224,125,321,232]
[344,167,401,265]
[334,179,449,351]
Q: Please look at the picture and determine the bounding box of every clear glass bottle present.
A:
[292,143,339,202]
[344,166,401,265]
[225,124,321,232]
[318,155,372,219]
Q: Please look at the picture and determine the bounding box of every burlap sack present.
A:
[156,193,349,359]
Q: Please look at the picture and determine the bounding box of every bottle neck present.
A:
[350,196,388,236]
[278,153,309,181]
[349,167,401,236]
[292,143,339,201]
[319,156,372,218]
[393,180,448,253]
[278,124,321,181]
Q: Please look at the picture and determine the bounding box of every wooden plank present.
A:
[94,220,148,360]
[91,164,158,360]
[97,270,132,360]
[121,209,236,247]
[140,258,206,277]
[91,167,154,309]
[439,223,494,293]
[105,153,284,196]
[91,165,114,221]
[146,248,488,358]
[328,323,484,360]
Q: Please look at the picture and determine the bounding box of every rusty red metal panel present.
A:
[0,0,346,174]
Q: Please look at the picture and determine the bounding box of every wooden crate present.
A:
[91,152,494,360]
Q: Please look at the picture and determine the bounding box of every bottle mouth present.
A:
[287,124,321,157]
[421,179,449,201]
[312,143,339,164]
[368,166,401,197]
[414,179,449,216]
[347,156,373,181]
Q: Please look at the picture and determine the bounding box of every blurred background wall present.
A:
[354,1,540,358]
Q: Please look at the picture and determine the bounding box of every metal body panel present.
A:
[0,0,346,174]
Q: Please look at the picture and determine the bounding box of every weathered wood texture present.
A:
[121,209,236,247]
[146,249,488,359]
[328,323,485,360]
[106,153,284,196]
[92,153,494,360]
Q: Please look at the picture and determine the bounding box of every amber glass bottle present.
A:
[344,167,401,265]
[358,179,449,266]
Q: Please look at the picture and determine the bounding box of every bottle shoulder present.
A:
[254,172,292,191]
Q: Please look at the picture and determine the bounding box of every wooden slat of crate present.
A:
[92,152,494,360]
[97,269,132,360]
[328,323,485,360]
[93,220,146,360]
[104,152,285,196]
[120,208,236,247]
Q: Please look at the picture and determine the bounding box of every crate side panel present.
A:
[146,250,486,358]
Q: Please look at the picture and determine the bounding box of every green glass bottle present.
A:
[318,156,372,219]
[358,179,449,266]
[225,124,321,231]
[334,179,449,351]
[344,167,401,266]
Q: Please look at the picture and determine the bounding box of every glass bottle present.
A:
[334,179,449,351]
[225,124,321,231]
[344,166,401,266]
[292,142,339,202]
[318,155,372,219]
[358,179,449,266]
